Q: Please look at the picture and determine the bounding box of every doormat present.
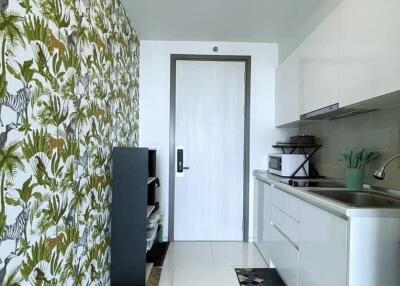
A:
[147,267,162,286]
[235,268,286,286]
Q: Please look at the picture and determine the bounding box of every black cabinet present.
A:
[111,147,161,286]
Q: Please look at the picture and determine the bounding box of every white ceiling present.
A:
[122,0,342,62]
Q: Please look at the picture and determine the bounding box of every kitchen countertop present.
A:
[253,170,400,219]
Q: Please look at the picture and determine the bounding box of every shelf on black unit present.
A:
[147,205,156,218]
[147,177,157,184]
[272,144,322,149]
[271,144,322,178]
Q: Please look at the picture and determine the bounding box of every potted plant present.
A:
[338,149,379,190]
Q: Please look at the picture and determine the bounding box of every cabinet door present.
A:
[340,0,400,107]
[269,223,299,286]
[276,47,300,126]
[348,217,400,286]
[300,7,340,114]
[298,202,348,286]
[255,181,272,263]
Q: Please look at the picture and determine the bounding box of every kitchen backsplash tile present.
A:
[343,112,371,133]
[355,129,388,150]
[370,107,400,129]
[388,128,400,150]
[300,106,400,190]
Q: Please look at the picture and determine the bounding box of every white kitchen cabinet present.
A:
[298,202,348,286]
[300,6,340,114]
[254,172,400,286]
[340,0,400,107]
[269,187,300,286]
[348,217,400,286]
[269,223,299,286]
[275,47,301,126]
[255,180,272,263]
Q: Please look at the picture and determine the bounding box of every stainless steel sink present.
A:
[310,190,400,208]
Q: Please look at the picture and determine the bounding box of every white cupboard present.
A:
[275,47,301,126]
[269,186,301,286]
[300,6,340,114]
[255,181,346,286]
[340,0,400,107]
[255,181,272,263]
[255,177,400,286]
[276,0,400,125]
[269,222,299,286]
[348,217,400,286]
[298,202,348,286]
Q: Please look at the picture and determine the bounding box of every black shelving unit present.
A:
[111,147,162,286]
[111,147,148,286]
[147,149,159,207]
[272,144,322,178]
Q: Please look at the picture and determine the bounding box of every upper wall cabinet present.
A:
[340,0,400,107]
[276,47,301,127]
[300,7,340,114]
[276,0,400,125]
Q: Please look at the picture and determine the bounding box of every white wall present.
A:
[139,41,297,241]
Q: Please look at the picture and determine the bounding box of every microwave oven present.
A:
[268,154,309,177]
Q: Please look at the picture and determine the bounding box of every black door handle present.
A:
[177,148,190,173]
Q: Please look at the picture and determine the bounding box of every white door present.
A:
[174,60,245,241]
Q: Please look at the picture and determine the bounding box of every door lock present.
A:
[177,148,190,173]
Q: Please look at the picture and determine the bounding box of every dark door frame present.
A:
[169,54,251,242]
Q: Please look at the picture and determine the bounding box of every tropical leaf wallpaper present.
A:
[0,0,139,285]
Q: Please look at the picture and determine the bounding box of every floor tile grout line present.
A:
[253,242,269,267]
[161,241,268,285]
[170,266,176,286]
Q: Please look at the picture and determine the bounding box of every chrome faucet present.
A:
[374,153,400,180]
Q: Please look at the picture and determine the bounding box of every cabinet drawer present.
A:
[271,187,300,222]
[271,205,299,245]
[269,224,299,286]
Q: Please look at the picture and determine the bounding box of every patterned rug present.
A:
[147,267,162,286]
[235,268,286,286]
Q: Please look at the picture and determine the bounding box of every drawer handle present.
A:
[271,222,299,251]
[271,203,300,223]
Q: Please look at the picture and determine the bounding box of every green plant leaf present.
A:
[21,129,52,159]
[367,152,379,161]
[0,73,7,100]
[339,149,380,169]
[5,196,20,206]
[19,0,33,13]
[0,212,6,237]
[19,59,35,83]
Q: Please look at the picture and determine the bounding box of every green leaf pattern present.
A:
[0,0,139,284]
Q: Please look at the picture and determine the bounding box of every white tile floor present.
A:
[159,242,267,286]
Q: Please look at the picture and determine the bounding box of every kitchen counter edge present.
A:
[253,170,400,219]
